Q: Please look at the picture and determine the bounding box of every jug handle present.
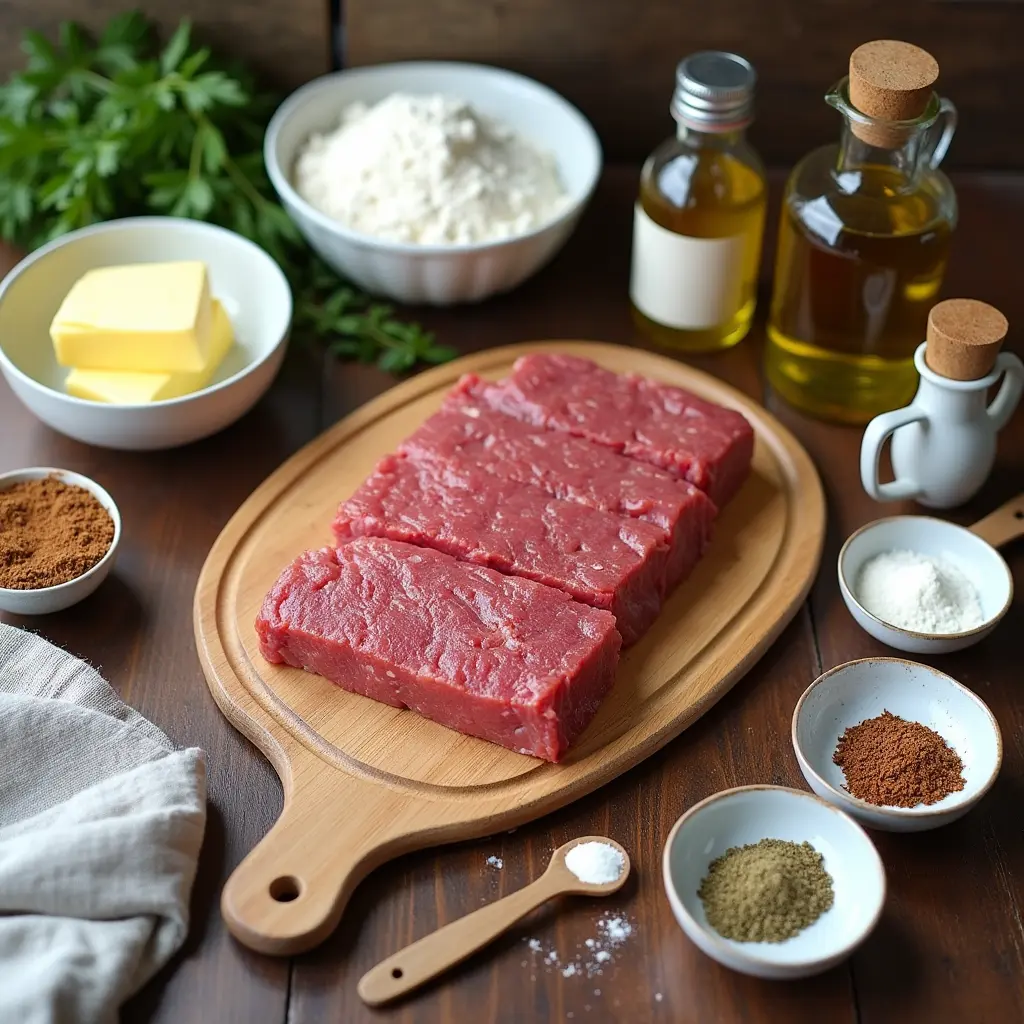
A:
[926,98,957,170]
[986,352,1024,432]
[860,405,927,502]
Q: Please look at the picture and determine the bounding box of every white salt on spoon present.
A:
[564,840,626,885]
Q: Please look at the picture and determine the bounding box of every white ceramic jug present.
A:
[861,342,1024,508]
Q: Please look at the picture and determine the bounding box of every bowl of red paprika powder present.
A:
[792,658,1002,832]
[0,467,121,615]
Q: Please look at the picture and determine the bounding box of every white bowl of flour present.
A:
[837,514,1014,654]
[265,63,602,304]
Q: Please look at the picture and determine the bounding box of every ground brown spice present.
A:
[0,477,115,589]
[833,710,966,807]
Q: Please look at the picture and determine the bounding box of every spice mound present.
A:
[833,710,966,808]
[564,841,625,885]
[294,93,570,245]
[698,838,834,943]
[855,549,983,634]
[0,477,115,590]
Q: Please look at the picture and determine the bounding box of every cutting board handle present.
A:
[221,756,406,956]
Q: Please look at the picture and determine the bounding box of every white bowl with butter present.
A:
[0,218,292,450]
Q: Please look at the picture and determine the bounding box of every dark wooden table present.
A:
[1,168,1021,1024]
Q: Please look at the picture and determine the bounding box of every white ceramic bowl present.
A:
[663,786,885,980]
[0,467,121,615]
[0,218,292,450]
[793,658,1002,832]
[264,62,602,305]
[838,515,1013,654]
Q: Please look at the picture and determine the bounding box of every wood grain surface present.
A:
[195,341,823,956]
[346,0,1024,170]
[0,168,1021,1023]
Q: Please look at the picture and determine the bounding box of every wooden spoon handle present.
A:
[358,871,563,1006]
[970,493,1024,549]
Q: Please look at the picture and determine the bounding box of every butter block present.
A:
[66,301,234,404]
[51,261,213,372]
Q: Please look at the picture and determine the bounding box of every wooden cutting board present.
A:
[194,340,825,956]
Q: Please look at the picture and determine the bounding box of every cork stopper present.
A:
[925,299,1008,380]
[848,40,939,147]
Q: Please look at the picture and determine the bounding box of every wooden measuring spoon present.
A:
[969,492,1024,549]
[358,836,630,1007]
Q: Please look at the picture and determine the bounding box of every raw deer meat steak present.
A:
[400,380,717,592]
[256,537,621,761]
[472,353,754,507]
[332,452,670,645]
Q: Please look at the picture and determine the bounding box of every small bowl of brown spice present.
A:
[792,658,1002,832]
[0,467,120,615]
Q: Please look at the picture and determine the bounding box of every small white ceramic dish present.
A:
[264,62,602,304]
[662,785,885,979]
[0,217,292,450]
[793,658,1002,832]
[0,467,121,615]
[838,513,1014,654]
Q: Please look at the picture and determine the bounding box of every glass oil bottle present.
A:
[630,52,767,353]
[766,40,958,423]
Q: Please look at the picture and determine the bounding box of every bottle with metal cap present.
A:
[630,51,767,353]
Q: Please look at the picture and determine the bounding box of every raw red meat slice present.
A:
[473,353,754,507]
[256,538,621,761]
[332,453,669,645]
[400,382,717,592]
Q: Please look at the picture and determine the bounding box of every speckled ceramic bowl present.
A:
[0,467,121,615]
[793,658,1002,832]
[663,785,885,979]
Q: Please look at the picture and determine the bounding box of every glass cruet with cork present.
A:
[766,40,958,423]
[630,52,767,353]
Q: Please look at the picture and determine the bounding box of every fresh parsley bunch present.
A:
[0,12,455,373]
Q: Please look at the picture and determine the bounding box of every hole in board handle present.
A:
[269,876,302,902]
[391,967,403,979]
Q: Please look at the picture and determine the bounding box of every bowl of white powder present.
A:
[837,515,1013,653]
[264,63,602,304]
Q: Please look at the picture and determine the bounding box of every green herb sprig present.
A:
[0,13,454,373]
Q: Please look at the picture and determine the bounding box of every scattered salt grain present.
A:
[564,842,625,885]
[655,992,663,1002]
[523,913,634,983]
[599,916,631,942]
[486,855,504,869]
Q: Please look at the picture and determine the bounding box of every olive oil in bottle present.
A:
[631,52,767,353]
[766,41,958,423]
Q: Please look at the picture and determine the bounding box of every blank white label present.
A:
[630,204,746,330]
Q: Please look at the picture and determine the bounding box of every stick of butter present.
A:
[51,261,213,372]
[65,300,234,404]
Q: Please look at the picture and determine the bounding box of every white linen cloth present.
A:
[0,623,206,1024]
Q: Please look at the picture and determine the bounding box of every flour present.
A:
[564,841,624,885]
[855,549,984,634]
[294,93,570,245]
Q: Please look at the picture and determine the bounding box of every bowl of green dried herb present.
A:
[662,785,885,979]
